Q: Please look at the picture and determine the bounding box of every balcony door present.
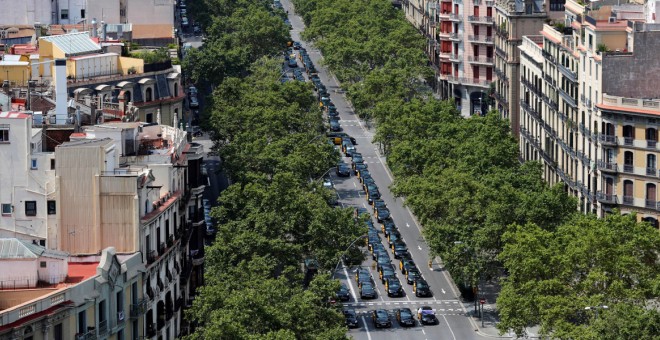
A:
[646,183,656,203]
[605,177,614,195]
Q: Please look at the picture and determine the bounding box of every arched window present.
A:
[623,125,635,145]
[648,154,656,171]
[642,217,659,229]
[646,183,656,208]
[623,180,633,204]
[145,87,153,102]
[125,90,132,104]
[624,151,634,173]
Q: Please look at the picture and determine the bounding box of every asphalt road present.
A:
[281,1,490,339]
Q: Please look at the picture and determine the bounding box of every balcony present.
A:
[558,88,577,108]
[467,56,493,64]
[468,35,494,44]
[647,140,657,149]
[578,123,592,138]
[520,101,540,120]
[596,192,618,204]
[438,31,451,39]
[623,164,634,173]
[622,196,634,205]
[647,167,657,176]
[495,25,509,39]
[486,0,494,6]
[468,16,494,24]
[623,137,634,146]
[449,54,462,62]
[542,50,556,64]
[597,160,618,173]
[521,78,541,97]
[76,329,97,340]
[495,46,508,60]
[446,76,491,88]
[117,311,126,325]
[147,324,157,338]
[98,320,108,335]
[597,134,618,146]
[130,299,148,319]
[448,33,462,41]
[494,67,508,82]
[557,63,578,83]
[492,91,508,105]
[646,200,659,209]
[542,94,559,110]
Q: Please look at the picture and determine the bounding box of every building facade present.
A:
[518,0,660,225]
[0,113,57,245]
[404,0,494,116]
[0,247,144,340]
[493,0,548,138]
[54,121,206,339]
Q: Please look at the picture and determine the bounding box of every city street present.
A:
[280,1,499,339]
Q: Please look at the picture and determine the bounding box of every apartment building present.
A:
[0,245,144,340]
[0,113,57,244]
[493,0,549,138]
[0,0,175,46]
[404,0,494,116]
[519,0,660,226]
[54,121,206,339]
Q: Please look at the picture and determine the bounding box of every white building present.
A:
[0,238,68,288]
[0,112,57,246]
[0,0,54,26]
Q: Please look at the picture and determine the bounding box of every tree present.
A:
[497,213,660,338]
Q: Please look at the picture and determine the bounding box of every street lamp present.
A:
[306,134,325,145]
[331,235,368,279]
[584,305,608,320]
[313,167,334,183]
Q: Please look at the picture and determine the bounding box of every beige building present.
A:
[518,0,660,226]
[493,0,549,137]
[0,247,144,340]
[54,121,206,339]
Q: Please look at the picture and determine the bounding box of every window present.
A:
[51,159,56,170]
[145,87,153,102]
[623,180,633,202]
[646,183,656,202]
[117,290,125,320]
[174,83,179,97]
[48,200,56,215]
[648,154,656,169]
[31,159,38,170]
[1,204,11,215]
[40,261,47,268]
[81,9,86,19]
[54,323,63,340]
[25,201,37,216]
[78,310,87,334]
[474,6,479,16]
[146,112,153,123]
[61,9,69,20]
[0,124,8,142]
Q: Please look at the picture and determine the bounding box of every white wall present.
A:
[37,257,68,284]
[127,0,174,25]
[0,259,38,288]
[74,54,118,80]
[0,0,53,25]
[57,0,121,25]
[0,116,57,244]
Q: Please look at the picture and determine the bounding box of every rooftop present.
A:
[39,32,103,57]
[0,239,68,260]
[0,111,32,120]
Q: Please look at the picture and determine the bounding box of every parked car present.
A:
[360,282,376,299]
[386,277,404,297]
[396,308,416,327]
[414,278,432,297]
[371,309,391,328]
[336,283,350,302]
[343,309,359,328]
[418,306,439,325]
[336,163,351,177]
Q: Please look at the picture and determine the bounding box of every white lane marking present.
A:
[353,182,357,188]
[441,289,446,294]
[342,264,359,302]
[363,202,367,208]
[442,314,457,340]
[422,329,426,335]
[361,316,373,340]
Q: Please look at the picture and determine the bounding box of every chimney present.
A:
[101,21,107,41]
[34,22,42,38]
[91,18,98,38]
[54,59,68,124]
